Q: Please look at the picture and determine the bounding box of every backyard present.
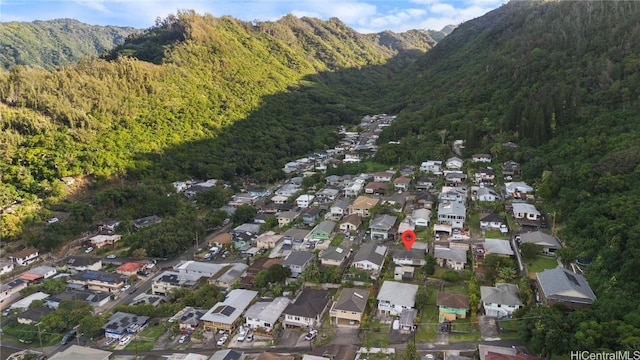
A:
[124,323,167,351]
[526,255,558,275]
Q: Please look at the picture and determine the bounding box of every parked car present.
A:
[119,335,131,346]
[2,309,11,317]
[216,334,228,346]
[85,247,94,253]
[304,329,318,341]
[104,337,116,346]
[245,332,254,342]
[121,284,131,292]
[237,327,246,342]
[60,331,76,345]
[106,254,117,259]
[47,217,59,224]
[178,334,189,344]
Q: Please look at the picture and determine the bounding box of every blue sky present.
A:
[1,0,506,33]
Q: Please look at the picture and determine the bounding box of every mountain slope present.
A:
[0,18,139,70]
[374,0,640,355]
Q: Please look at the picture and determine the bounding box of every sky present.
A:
[0,0,507,34]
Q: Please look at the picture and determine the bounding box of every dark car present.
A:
[60,331,76,345]
[129,288,137,294]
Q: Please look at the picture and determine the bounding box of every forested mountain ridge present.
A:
[0,11,438,242]
[373,0,640,354]
[0,18,140,70]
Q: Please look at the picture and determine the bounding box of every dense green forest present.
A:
[2,1,640,355]
[0,18,139,70]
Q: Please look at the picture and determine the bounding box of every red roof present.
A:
[19,273,44,281]
[486,352,544,360]
[116,262,146,272]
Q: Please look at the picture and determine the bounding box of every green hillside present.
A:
[0,18,139,70]
[373,0,640,354]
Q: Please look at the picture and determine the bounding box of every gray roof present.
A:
[210,349,243,360]
[244,297,291,326]
[103,312,149,335]
[376,281,418,308]
[284,288,330,318]
[331,199,350,211]
[411,208,431,220]
[434,246,467,264]
[200,289,258,324]
[480,283,522,306]
[213,263,248,284]
[480,212,504,223]
[332,288,370,313]
[392,249,425,261]
[483,239,514,256]
[399,308,417,327]
[25,265,56,276]
[370,214,397,230]
[352,243,387,267]
[321,246,349,262]
[519,231,562,249]
[536,266,596,304]
[283,251,314,267]
[438,201,466,217]
[314,220,336,234]
[282,228,310,239]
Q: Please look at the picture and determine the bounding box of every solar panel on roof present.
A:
[565,272,580,286]
[221,306,235,316]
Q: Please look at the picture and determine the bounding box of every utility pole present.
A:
[35,322,45,357]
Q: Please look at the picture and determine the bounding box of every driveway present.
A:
[478,316,499,340]
[277,328,305,348]
[331,328,361,345]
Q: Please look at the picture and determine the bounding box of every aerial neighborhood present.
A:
[0,114,594,360]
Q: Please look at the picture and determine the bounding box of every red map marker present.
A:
[401,230,416,250]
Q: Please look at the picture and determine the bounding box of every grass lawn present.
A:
[125,324,167,351]
[363,323,391,346]
[443,284,469,295]
[527,255,558,274]
[450,331,481,342]
[415,305,438,342]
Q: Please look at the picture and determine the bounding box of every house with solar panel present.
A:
[103,312,150,339]
[536,266,596,309]
[200,289,258,333]
[68,270,125,293]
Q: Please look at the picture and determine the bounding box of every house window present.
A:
[294,316,300,321]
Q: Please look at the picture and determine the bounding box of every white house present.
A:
[472,154,492,163]
[420,160,442,175]
[352,243,387,273]
[244,297,291,330]
[377,281,418,316]
[412,209,431,227]
[505,182,534,197]
[480,283,522,318]
[296,195,315,208]
[511,203,541,221]
[9,248,39,266]
[373,172,394,182]
[434,245,467,271]
[477,187,500,202]
[437,201,466,229]
[0,261,14,276]
[446,157,463,170]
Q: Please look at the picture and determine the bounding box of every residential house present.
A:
[232,232,257,249]
[282,288,331,329]
[446,157,464,170]
[414,191,436,209]
[479,213,506,230]
[296,195,315,208]
[399,165,416,177]
[9,248,39,266]
[133,215,162,230]
[511,203,541,222]
[17,306,54,325]
[373,172,394,182]
[262,202,293,214]
[480,283,522,318]
[504,181,533,199]
[444,172,467,187]
[68,270,125,293]
[343,180,364,198]
[439,187,467,204]
[351,243,387,276]
[348,196,380,217]
[364,182,386,196]
[536,266,596,309]
[171,307,207,334]
[0,279,27,310]
[420,160,443,175]
[415,176,437,191]
[244,297,291,330]
[412,208,431,227]
[210,350,244,360]
[392,249,427,267]
[282,229,310,244]
[325,175,343,186]
[0,260,14,276]
[472,154,492,163]
[437,292,469,322]
[19,266,57,282]
[89,234,122,249]
[271,195,288,204]
[210,233,233,248]
[437,200,466,229]
[399,309,418,333]
[377,281,418,316]
[209,263,248,290]
[473,168,496,185]
[316,188,340,204]
[116,262,147,277]
[320,246,350,267]
[326,199,351,221]
[103,312,150,339]
[98,219,121,233]
[330,288,370,327]
[502,161,521,177]
[482,239,514,258]
[48,346,113,360]
[151,271,199,295]
[233,223,261,235]
[310,221,336,240]
[393,177,411,191]
[477,187,501,202]
[397,218,415,236]
[370,214,397,240]
[240,258,283,288]
[64,256,103,272]
[518,231,562,255]
[301,208,321,225]
[277,210,299,227]
[248,188,269,197]
[201,289,259,333]
[256,231,283,249]
[381,194,406,213]
[339,214,362,233]
[283,252,314,278]
[434,245,467,271]
[394,265,415,281]
[253,213,273,225]
[45,289,111,310]
[230,193,259,206]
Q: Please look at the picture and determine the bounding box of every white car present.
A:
[304,329,318,341]
[178,334,189,344]
[119,336,131,346]
[47,217,59,224]
[85,247,94,253]
[216,334,228,346]
[106,254,117,259]
[121,284,131,292]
